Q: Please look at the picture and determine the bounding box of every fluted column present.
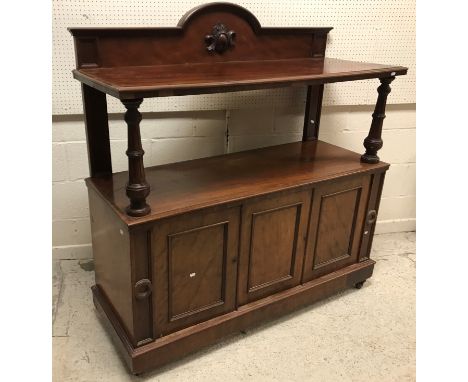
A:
[361,76,395,164]
[122,99,151,217]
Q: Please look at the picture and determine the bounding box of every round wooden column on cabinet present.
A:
[122,99,151,217]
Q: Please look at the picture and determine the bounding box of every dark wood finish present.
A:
[72,58,406,99]
[86,140,388,228]
[205,23,236,54]
[81,84,112,177]
[302,175,371,282]
[87,144,386,370]
[238,189,311,305]
[92,259,375,374]
[68,2,407,100]
[359,172,387,262]
[180,2,263,33]
[69,3,331,70]
[303,84,324,141]
[70,2,408,374]
[122,99,151,217]
[88,188,135,342]
[354,280,365,289]
[130,229,154,346]
[152,207,240,336]
[361,76,395,163]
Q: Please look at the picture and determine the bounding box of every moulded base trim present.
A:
[92,259,375,375]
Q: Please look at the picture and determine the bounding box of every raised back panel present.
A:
[69,3,331,68]
[168,223,227,320]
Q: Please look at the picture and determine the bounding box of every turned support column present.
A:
[302,84,324,141]
[361,76,395,164]
[81,84,112,177]
[123,99,151,217]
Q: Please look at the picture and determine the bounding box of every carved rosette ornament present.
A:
[205,23,236,54]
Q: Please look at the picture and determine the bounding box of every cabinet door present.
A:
[153,207,240,336]
[237,189,311,306]
[302,175,371,283]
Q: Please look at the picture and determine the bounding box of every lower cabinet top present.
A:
[86,140,388,227]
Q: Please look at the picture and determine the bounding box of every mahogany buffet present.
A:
[69,2,407,374]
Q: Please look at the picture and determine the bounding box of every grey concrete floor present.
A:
[53,232,415,382]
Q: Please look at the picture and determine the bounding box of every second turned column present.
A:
[123,99,151,217]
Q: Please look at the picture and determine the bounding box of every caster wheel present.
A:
[354,281,365,289]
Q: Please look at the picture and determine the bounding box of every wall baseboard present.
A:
[375,218,416,234]
[53,244,92,260]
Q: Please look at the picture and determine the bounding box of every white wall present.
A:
[52,0,415,259]
[53,0,415,114]
[52,103,415,259]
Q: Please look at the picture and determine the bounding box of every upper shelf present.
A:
[73,58,407,99]
[69,2,407,100]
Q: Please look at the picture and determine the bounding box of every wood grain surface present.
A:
[73,58,407,99]
[86,140,388,227]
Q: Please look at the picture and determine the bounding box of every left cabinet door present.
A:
[152,206,240,336]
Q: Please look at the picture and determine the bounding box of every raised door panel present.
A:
[153,207,240,336]
[302,175,371,282]
[238,189,312,306]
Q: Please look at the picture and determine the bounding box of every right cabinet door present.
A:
[302,175,371,283]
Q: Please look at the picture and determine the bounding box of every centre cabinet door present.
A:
[237,189,312,306]
[302,175,371,283]
[152,206,240,337]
